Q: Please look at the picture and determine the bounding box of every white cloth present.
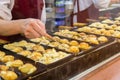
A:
[74,0,111,13]
[40,0,46,23]
[0,0,46,23]
[0,0,14,20]
[92,0,111,9]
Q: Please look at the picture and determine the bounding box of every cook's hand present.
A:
[21,18,50,39]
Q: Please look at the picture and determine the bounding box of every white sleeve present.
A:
[0,0,14,20]
[37,0,46,23]
[92,0,111,9]
[79,0,93,11]
[41,0,46,23]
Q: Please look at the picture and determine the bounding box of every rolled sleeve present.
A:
[0,0,14,20]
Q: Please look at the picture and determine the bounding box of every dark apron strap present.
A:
[70,0,78,26]
[70,1,99,26]
[88,4,99,20]
[71,0,89,25]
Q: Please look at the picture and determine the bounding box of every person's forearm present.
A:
[0,18,51,39]
[0,19,23,36]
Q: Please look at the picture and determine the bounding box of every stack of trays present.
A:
[51,30,114,56]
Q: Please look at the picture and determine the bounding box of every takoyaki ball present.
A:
[115,26,120,30]
[74,36,82,40]
[88,35,97,38]
[100,28,106,33]
[98,36,108,43]
[53,36,61,41]
[45,49,58,56]
[114,21,120,25]
[79,33,87,37]
[70,31,78,35]
[58,44,70,51]
[18,50,31,56]
[87,36,99,44]
[0,39,8,44]
[73,22,87,26]
[28,52,42,61]
[0,51,5,60]
[30,38,42,42]
[82,27,91,32]
[46,48,52,52]
[113,31,120,38]
[12,60,24,67]
[115,21,120,25]
[103,31,112,36]
[48,42,60,47]
[104,25,113,29]
[24,43,36,50]
[90,39,99,44]
[40,39,50,45]
[54,32,61,36]
[102,19,114,24]
[60,39,69,44]
[6,60,24,67]
[19,63,37,74]
[1,55,14,63]
[11,47,23,53]
[111,24,117,29]
[116,21,120,25]
[115,17,120,20]
[39,56,52,65]
[89,22,101,27]
[0,65,9,71]
[93,29,101,34]
[17,40,28,47]
[108,30,115,34]
[69,40,79,46]
[68,46,80,54]
[79,42,91,50]
[0,71,18,80]
[91,28,98,32]
[3,44,16,50]
[77,28,83,32]
[57,51,69,58]
[32,45,45,52]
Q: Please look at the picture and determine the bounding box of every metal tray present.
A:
[2,41,74,69]
[30,43,74,69]
[75,27,120,39]
[29,35,94,55]
[52,31,115,56]
[35,45,74,68]
[0,46,47,80]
